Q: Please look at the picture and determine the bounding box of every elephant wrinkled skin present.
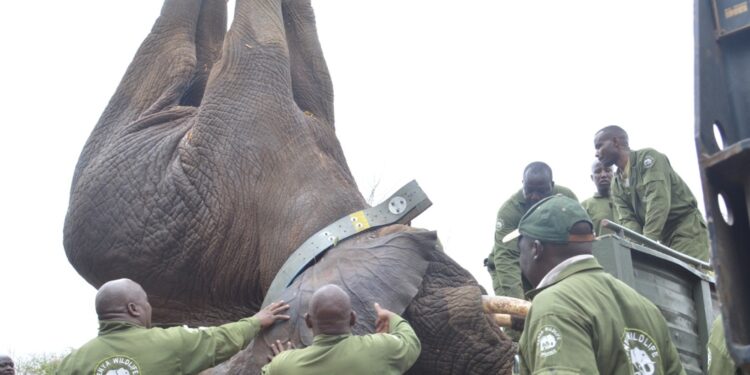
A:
[64,0,514,373]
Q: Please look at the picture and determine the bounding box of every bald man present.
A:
[488,161,578,300]
[262,284,421,374]
[0,355,14,375]
[57,278,290,375]
[594,125,709,261]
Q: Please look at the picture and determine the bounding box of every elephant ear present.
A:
[216,226,436,374]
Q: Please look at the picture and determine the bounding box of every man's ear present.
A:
[350,311,357,327]
[532,240,544,261]
[127,302,140,317]
[590,174,595,182]
[304,313,313,329]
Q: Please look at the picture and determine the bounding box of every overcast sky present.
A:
[1,1,701,359]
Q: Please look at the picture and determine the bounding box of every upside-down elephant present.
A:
[63,0,517,373]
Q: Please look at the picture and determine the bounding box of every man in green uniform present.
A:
[581,160,616,236]
[708,316,740,374]
[594,125,710,261]
[57,278,290,375]
[262,284,421,374]
[0,354,14,375]
[487,162,578,299]
[510,195,685,374]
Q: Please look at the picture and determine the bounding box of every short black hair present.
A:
[523,161,553,180]
[596,125,629,147]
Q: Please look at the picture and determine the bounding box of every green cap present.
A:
[503,195,594,244]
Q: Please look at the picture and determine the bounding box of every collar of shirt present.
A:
[98,320,144,336]
[535,254,594,290]
[311,333,352,347]
[526,256,604,299]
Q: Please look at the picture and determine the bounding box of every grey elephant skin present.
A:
[63,0,514,373]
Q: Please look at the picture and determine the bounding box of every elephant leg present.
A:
[182,0,228,107]
[102,0,204,127]
[282,0,334,125]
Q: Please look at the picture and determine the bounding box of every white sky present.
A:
[1,1,701,359]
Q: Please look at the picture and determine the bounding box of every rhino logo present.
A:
[106,369,131,375]
[536,325,562,358]
[629,347,655,375]
[622,328,660,375]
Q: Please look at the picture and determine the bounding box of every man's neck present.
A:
[616,149,630,172]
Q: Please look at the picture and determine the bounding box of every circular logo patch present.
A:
[496,219,504,231]
[95,355,142,375]
[643,156,655,169]
[622,329,661,375]
[536,325,562,358]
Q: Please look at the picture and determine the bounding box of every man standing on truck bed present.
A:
[511,195,685,374]
[581,160,616,236]
[593,125,709,261]
[486,161,577,300]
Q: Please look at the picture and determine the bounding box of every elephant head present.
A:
[64,0,515,373]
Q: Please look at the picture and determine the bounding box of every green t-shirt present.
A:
[261,315,421,375]
[581,193,616,236]
[57,318,261,375]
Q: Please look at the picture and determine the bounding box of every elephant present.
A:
[63,0,516,373]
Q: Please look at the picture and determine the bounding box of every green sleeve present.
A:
[519,312,598,375]
[612,184,642,234]
[708,317,738,375]
[381,315,422,372]
[491,207,524,299]
[639,155,671,241]
[177,317,262,373]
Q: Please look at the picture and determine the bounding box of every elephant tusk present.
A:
[482,295,531,317]
[493,313,512,327]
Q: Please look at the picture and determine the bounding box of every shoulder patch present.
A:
[643,156,655,169]
[536,325,562,358]
[95,355,142,375]
[496,219,504,231]
[622,328,661,375]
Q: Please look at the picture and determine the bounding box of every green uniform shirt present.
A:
[490,186,578,299]
[261,315,420,375]
[56,317,261,375]
[581,193,616,236]
[708,316,739,375]
[611,148,709,261]
[519,256,685,375]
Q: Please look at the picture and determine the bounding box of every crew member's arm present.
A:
[708,317,739,375]
[373,303,421,373]
[492,208,524,299]
[519,311,597,374]
[612,183,642,234]
[639,153,672,242]
[176,301,290,373]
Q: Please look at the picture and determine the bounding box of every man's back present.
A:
[262,315,420,375]
[57,318,260,375]
[520,258,684,375]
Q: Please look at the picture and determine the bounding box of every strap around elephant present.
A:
[261,180,432,307]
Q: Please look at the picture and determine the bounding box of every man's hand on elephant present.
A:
[374,302,395,333]
[266,339,295,362]
[254,301,291,328]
